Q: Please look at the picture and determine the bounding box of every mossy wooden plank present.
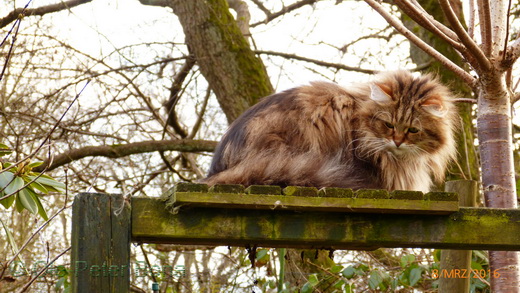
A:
[283,186,318,197]
[245,185,282,195]
[318,187,354,198]
[426,191,458,201]
[71,193,131,293]
[174,182,208,192]
[131,197,520,251]
[209,184,245,193]
[390,190,424,200]
[170,192,458,214]
[355,189,390,199]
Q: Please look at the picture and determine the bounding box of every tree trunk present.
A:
[140,0,274,123]
[478,70,520,291]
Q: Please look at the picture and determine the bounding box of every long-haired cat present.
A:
[203,70,457,192]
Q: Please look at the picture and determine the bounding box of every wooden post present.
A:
[71,193,131,293]
[439,180,478,292]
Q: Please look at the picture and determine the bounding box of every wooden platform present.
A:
[128,182,520,251]
[163,182,459,215]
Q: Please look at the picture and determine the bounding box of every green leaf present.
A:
[400,254,416,268]
[308,274,319,286]
[4,175,23,195]
[343,283,354,293]
[0,172,15,191]
[27,175,65,192]
[255,248,269,261]
[369,271,383,290]
[15,193,24,212]
[28,188,48,221]
[409,267,422,286]
[1,218,19,253]
[433,249,441,262]
[27,161,44,168]
[342,266,356,279]
[391,278,399,290]
[471,261,483,271]
[331,265,343,274]
[333,279,345,288]
[301,283,314,293]
[0,143,12,157]
[18,189,38,214]
[29,181,49,194]
[0,192,15,209]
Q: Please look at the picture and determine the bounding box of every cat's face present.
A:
[357,72,454,159]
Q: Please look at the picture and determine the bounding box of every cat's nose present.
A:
[393,134,405,147]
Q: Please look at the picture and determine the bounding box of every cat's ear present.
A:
[370,83,393,103]
[421,96,447,117]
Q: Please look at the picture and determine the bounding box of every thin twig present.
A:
[16,247,71,293]
[0,193,70,279]
[0,81,89,175]
[251,0,319,27]
[0,15,23,83]
[256,50,376,74]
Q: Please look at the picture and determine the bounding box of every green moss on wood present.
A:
[132,197,520,250]
[245,185,281,195]
[174,182,209,193]
[318,188,354,198]
[209,184,245,193]
[283,186,318,197]
[426,192,458,201]
[356,189,390,199]
[390,190,424,200]
[206,0,273,119]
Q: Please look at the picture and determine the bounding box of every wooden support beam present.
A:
[439,180,479,293]
[71,193,131,293]
[132,196,520,251]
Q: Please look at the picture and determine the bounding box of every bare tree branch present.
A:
[477,0,493,56]
[505,37,520,65]
[439,0,491,71]
[394,0,462,50]
[250,0,319,27]
[468,0,476,38]
[363,0,477,87]
[0,0,93,29]
[256,50,377,74]
[34,139,217,172]
[228,0,251,38]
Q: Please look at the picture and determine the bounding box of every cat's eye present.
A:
[384,122,394,129]
[408,127,420,133]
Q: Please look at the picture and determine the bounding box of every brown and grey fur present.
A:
[204,71,457,192]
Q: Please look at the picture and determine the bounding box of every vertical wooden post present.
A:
[439,180,478,292]
[71,193,131,293]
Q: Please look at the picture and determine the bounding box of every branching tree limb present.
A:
[250,0,319,27]
[439,0,491,71]
[363,0,477,87]
[0,0,93,29]
[34,139,217,172]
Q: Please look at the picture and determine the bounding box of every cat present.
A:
[203,70,457,193]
